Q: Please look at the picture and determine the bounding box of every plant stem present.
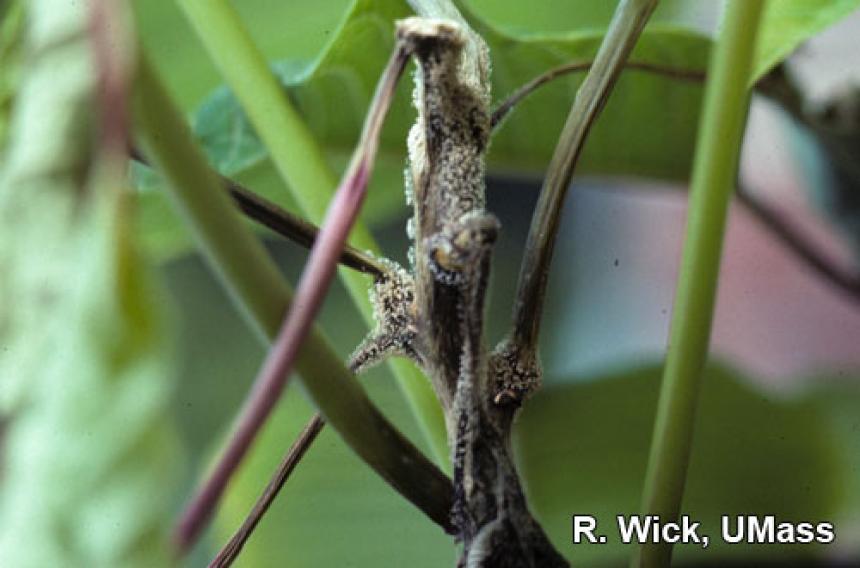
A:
[633,2,765,566]
[178,39,409,554]
[209,414,326,568]
[224,178,387,278]
[492,60,703,128]
[488,61,860,305]
[175,0,448,468]
[509,0,659,352]
[132,148,387,278]
[132,55,453,551]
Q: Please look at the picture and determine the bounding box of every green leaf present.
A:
[0,1,182,564]
[483,29,709,179]
[133,0,416,264]
[515,365,857,567]
[0,192,184,567]
[753,0,860,82]
[133,0,353,111]
[183,1,710,180]
[133,0,860,262]
[133,0,709,261]
[0,0,25,151]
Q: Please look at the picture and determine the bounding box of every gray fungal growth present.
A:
[349,17,567,567]
[348,259,420,374]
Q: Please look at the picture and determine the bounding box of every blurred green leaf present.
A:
[0,191,184,567]
[515,365,857,566]
[0,0,25,150]
[481,30,709,179]
[133,0,415,262]
[0,1,182,565]
[753,0,860,82]
[188,3,704,178]
[133,0,352,111]
[465,0,630,34]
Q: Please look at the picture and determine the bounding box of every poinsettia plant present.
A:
[1,0,859,567]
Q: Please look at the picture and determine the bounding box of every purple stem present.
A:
[89,0,132,155]
[174,45,409,553]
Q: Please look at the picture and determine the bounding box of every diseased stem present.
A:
[176,0,449,469]
[508,0,660,353]
[132,55,453,553]
[140,137,860,309]
[394,15,568,565]
[634,2,766,566]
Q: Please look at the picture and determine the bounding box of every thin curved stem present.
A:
[171,42,420,551]
[176,0,449,470]
[508,0,660,352]
[131,149,387,278]
[490,62,860,307]
[224,179,387,278]
[492,60,704,128]
[208,286,422,567]
[133,55,453,553]
[209,414,326,568]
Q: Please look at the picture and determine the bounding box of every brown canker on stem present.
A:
[388,16,567,567]
[401,17,493,419]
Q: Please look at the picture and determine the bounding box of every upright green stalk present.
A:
[175,0,448,466]
[133,56,453,544]
[634,1,765,566]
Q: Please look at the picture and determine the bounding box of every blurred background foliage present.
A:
[1,0,859,566]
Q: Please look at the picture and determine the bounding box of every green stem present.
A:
[175,0,448,468]
[509,0,658,353]
[133,55,453,544]
[633,2,765,566]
